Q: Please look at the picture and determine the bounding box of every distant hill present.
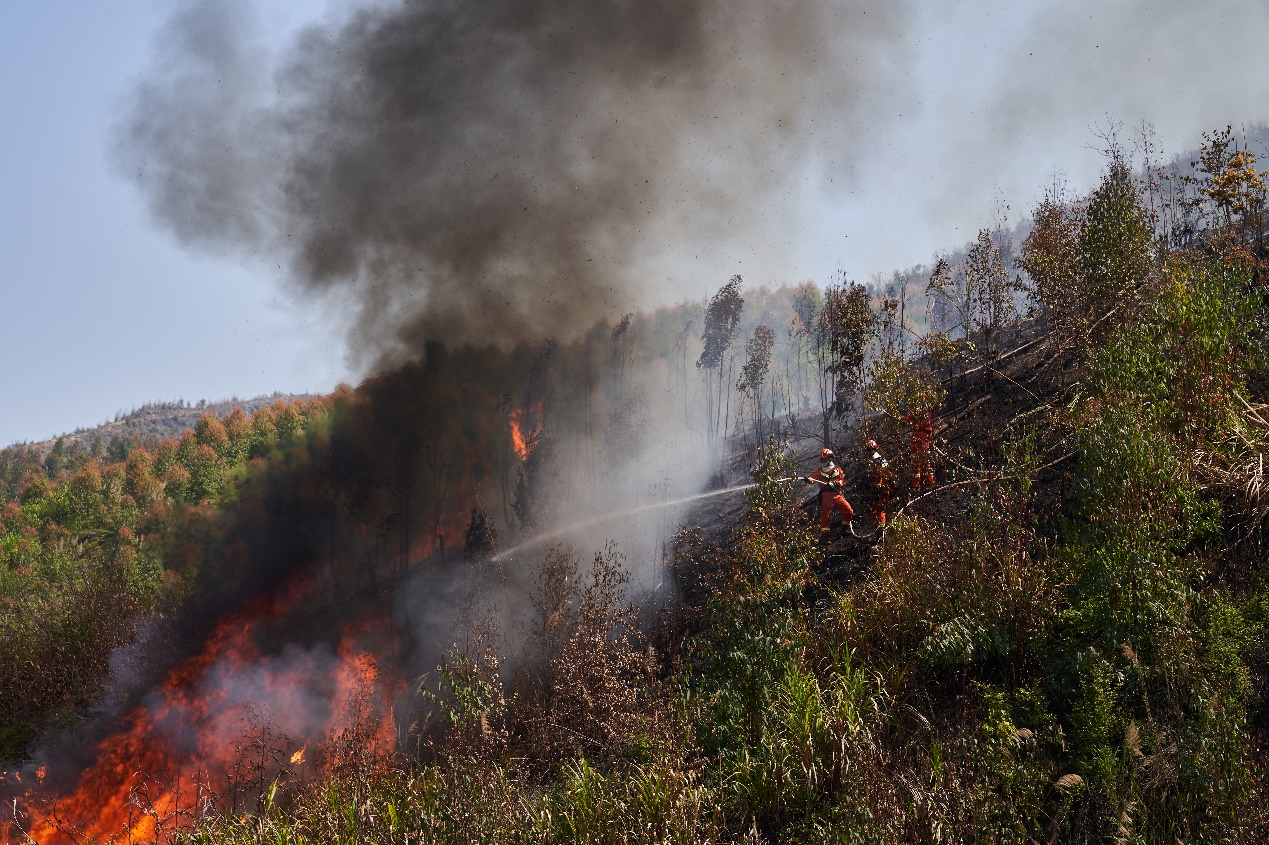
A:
[23,394,317,456]
[0,393,320,502]
[2,393,319,502]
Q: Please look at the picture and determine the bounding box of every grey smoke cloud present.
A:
[122,0,1269,362]
[121,0,914,368]
[991,0,1269,141]
[920,0,1269,234]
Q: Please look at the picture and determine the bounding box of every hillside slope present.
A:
[6,133,1269,844]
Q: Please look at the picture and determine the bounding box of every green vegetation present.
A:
[0,394,314,502]
[8,129,1269,843]
[0,399,331,758]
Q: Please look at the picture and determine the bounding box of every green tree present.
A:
[808,278,875,445]
[737,324,775,446]
[1188,126,1268,229]
[697,276,745,461]
[1019,188,1084,341]
[928,228,1020,363]
[1078,158,1153,325]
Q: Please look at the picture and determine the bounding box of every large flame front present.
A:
[3,591,399,844]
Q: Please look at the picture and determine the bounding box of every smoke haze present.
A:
[121,0,913,367]
[914,0,1269,242]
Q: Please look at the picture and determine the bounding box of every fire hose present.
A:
[772,476,880,539]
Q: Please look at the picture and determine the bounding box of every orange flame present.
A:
[4,599,400,845]
[509,401,543,461]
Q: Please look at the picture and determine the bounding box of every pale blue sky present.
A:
[3,0,1268,445]
[0,1,342,445]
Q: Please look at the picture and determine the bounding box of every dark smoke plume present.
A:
[121,0,913,367]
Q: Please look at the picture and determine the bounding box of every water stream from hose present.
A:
[492,482,763,561]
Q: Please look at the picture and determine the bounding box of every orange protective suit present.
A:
[907,411,935,490]
[867,445,893,527]
[809,465,854,534]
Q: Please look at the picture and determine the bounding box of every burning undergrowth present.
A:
[8,586,399,845]
[4,0,925,837]
[2,315,728,841]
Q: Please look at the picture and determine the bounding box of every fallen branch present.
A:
[888,451,1077,525]
[940,334,1047,385]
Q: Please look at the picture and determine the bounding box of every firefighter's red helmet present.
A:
[820,448,835,462]
[866,439,879,451]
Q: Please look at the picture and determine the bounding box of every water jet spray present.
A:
[493,483,761,561]
[492,476,836,562]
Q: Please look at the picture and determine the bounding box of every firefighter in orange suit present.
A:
[866,439,893,528]
[806,448,854,538]
[907,411,935,490]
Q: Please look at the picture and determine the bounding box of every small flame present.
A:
[290,746,306,765]
[509,401,543,461]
